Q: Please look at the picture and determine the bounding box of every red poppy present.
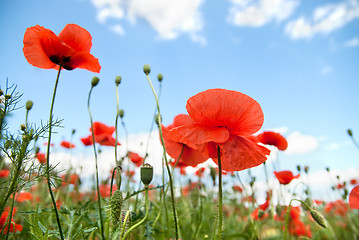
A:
[350,179,358,185]
[274,170,300,185]
[232,185,243,193]
[60,140,75,149]
[349,185,359,209]
[255,131,288,151]
[336,183,346,189]
[162,114,209,167]
[195,167,205,177]
[80,135,93,146]
[289,219,311,238]
[98,184,118,198]
[0,207,22,233]
[81,122,120,147]
[0,169,10,178]
[23,24,101,72]
[36,152,47,164]
[16,192,33,202]
[167,89,270,171]
[69,174,80,185]
[128,152,144,167]
[324,199,348,216]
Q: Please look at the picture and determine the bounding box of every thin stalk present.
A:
[146,73,179,239]
[115,84,120,167]
[45,65,64,240]
[4,191,16,239]
[87,85,105,240]
[217,146,223,239]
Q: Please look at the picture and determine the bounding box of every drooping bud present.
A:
[210,167,216,186]
[115,76,122,85]
[191,186,200,208]
[26,100,33,111]
[143,64,151,75]
[72,129,76,135]
[258,210,265,218]
[326,167,330,172]
[347,129,353,137]
[157,73,163,82]
[91,76,100,87]
[304,166,309,173]
[140,163,153,185]
[310,209,327,228]
[118,109,124,118]
[110,190,123,224]
[296,165,301,172]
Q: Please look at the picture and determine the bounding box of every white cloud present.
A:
[91,0,205,44]
[320,65,333,75]
[109,24,126,36]
[285,0,359,39]
[344,37,359,47]
[285,131,319,155]
[228,0,299,27]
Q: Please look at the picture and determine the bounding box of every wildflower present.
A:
[232,185,243,193]
[349,185,359,209]
[162,114,208,167]
[60,140,75,149]
[36,152,47,164]
[255,131,288,150]
[23,24,101,72]
[0,207,22,233]
[274,170,300,185]
[0,169,10,178]
[167,89,270,171]
[16,192,33,202]
[128,152,144,167]
[81,122,120,147]
[350,179,357,185]
[324,199,348,216]
[195,167,205,177]
[69,173,80,185]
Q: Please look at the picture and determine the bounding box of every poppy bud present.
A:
[115,76,122,85]
[310,209,327,228]
[326,167,330,172]
[191,186,200,208]
[20,124,26,131]
[347,129,353,137]
[72,129,76,135]
[110,190,123,224]
[141,163,153,185]
[296,165,301,172]
[210,167,216,185]
[157,73,163,82]
[143,64,151,75]
[5,94,11,100]
[26,100,33,111]
[155,114,162,125]
[304,166,309,173]
[4,140,11,150]
[118,109,124,118]
[91,76,100,87]
[258,210,265,218]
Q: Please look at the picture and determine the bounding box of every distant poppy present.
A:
[162,114,209,167]
[233,185,243,193]
[274,170,300,185]
[349,185,359,209]
[98,184,117,198]
[128,152,144,167]
[256,131,288,151]
[0,169,10,178]
[324,199,347,216]
[167,89,270,171]
[0,207,22,233]
[80,135,93,146]
[195,167,205,177]
[69,174,80,185]
[350,179,358,185]
[16,192,33,202]
[36,152,47,164]
[289,219,311,238]
[23,24,101,72]
[81,122,120,147]
[336,183,346,189]
[60,140,75,149]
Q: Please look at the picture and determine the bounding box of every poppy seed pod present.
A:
[91,76,100,87]
[347,129,353,137]
[118,109,124,118]
[115,76,122,85]
[143,64,151,75]
[26,100,33,111]
[140,163,153,185]
[157,73,163,82]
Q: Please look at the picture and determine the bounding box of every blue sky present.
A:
[0,0,359,180]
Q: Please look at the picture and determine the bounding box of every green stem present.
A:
[4,192,16,240]
[115,84,120,167]
[45,65,64,240]
[217,146,223,239]
[87,86,105,240]
[146,74,179,239]
[122,186,149,239]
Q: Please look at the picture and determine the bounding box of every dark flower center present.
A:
[49,55,73,70]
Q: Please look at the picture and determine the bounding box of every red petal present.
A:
[186,89,264,136]
[91,122,115,135]
[68,51,101,73]
[257,131,288,150]
[58,24,92,52]
[349,185,359,209]
[211,135,270,171]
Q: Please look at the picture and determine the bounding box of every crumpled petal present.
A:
[349,185,359,209]
[58,24,92,52]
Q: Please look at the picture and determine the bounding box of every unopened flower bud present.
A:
[347,129,353,137]
[91,76,100,87]
[110,190,123,224]
[5,94,11,100]
[143,64,151,75]
[20,124,26,131]
[115,76,122,85]
[0,89,3,96]
[157,73,163,82]
[310,209,327,228]
[72,129,76,135]
[326,167,330,172]
[304,166,309,173]
[296,165,301,172]
[25,100,33,111]
[210,167,216,185]
[140,163,153,185]
[118,109,124,118]
[155,114,162,125]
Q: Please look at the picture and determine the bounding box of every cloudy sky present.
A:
[0,0,358,195]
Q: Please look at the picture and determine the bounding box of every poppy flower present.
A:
[195,167,205,177]
[232,185,243,193]
[69,173,80,185]
[128,152,144,167]
[324,199,347,216]
[255,131,288,151]
[289,219,312,238]
[60,140,75,149]
[349,185,359,209]
[36,152,47,164]
[23,24,101,72]
[274,170,300,185]
[162,114,209,167]
[16,192,33,202]
[0,207,22,233]
[81,122,120,147]
[80,135,93,146]
[167,89,270,171]
[0,169,10,178]
[350,179,358,185]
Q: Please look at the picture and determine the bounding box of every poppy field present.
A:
[0,23,359,240]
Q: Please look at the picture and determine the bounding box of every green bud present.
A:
[72,129,76,135]
[143,64,151,75]
[155,114,162,125]
[91,76,100,87]
[118,109,124,118]
[157,73,163,82]
[304,166,309,173]
[4,140,11,150]
[26,100,33,111]
[5,94,11,100]
[191,186,200,208]
[0,89,3,96]
[326,167,330,172]
[296,165,301,172]
[310,210,327,228]
[258,210,265,218]
[140,163,153,185]
[347,129,353,137]
[115,76,122,85]
[110,190,123,224]
[20,124,26,131]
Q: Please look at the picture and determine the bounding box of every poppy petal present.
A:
[58,24,92,52]
[68,51,101,73]
[349,185,359,209]
[186,89,264,136]
[210,135,270,171]
[168,124,230,149]
[257,131,288,150]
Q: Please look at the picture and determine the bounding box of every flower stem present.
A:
[87,85,105,240]
[45,65,64,240]
[145,74,179,239]
[217,146,223,239]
